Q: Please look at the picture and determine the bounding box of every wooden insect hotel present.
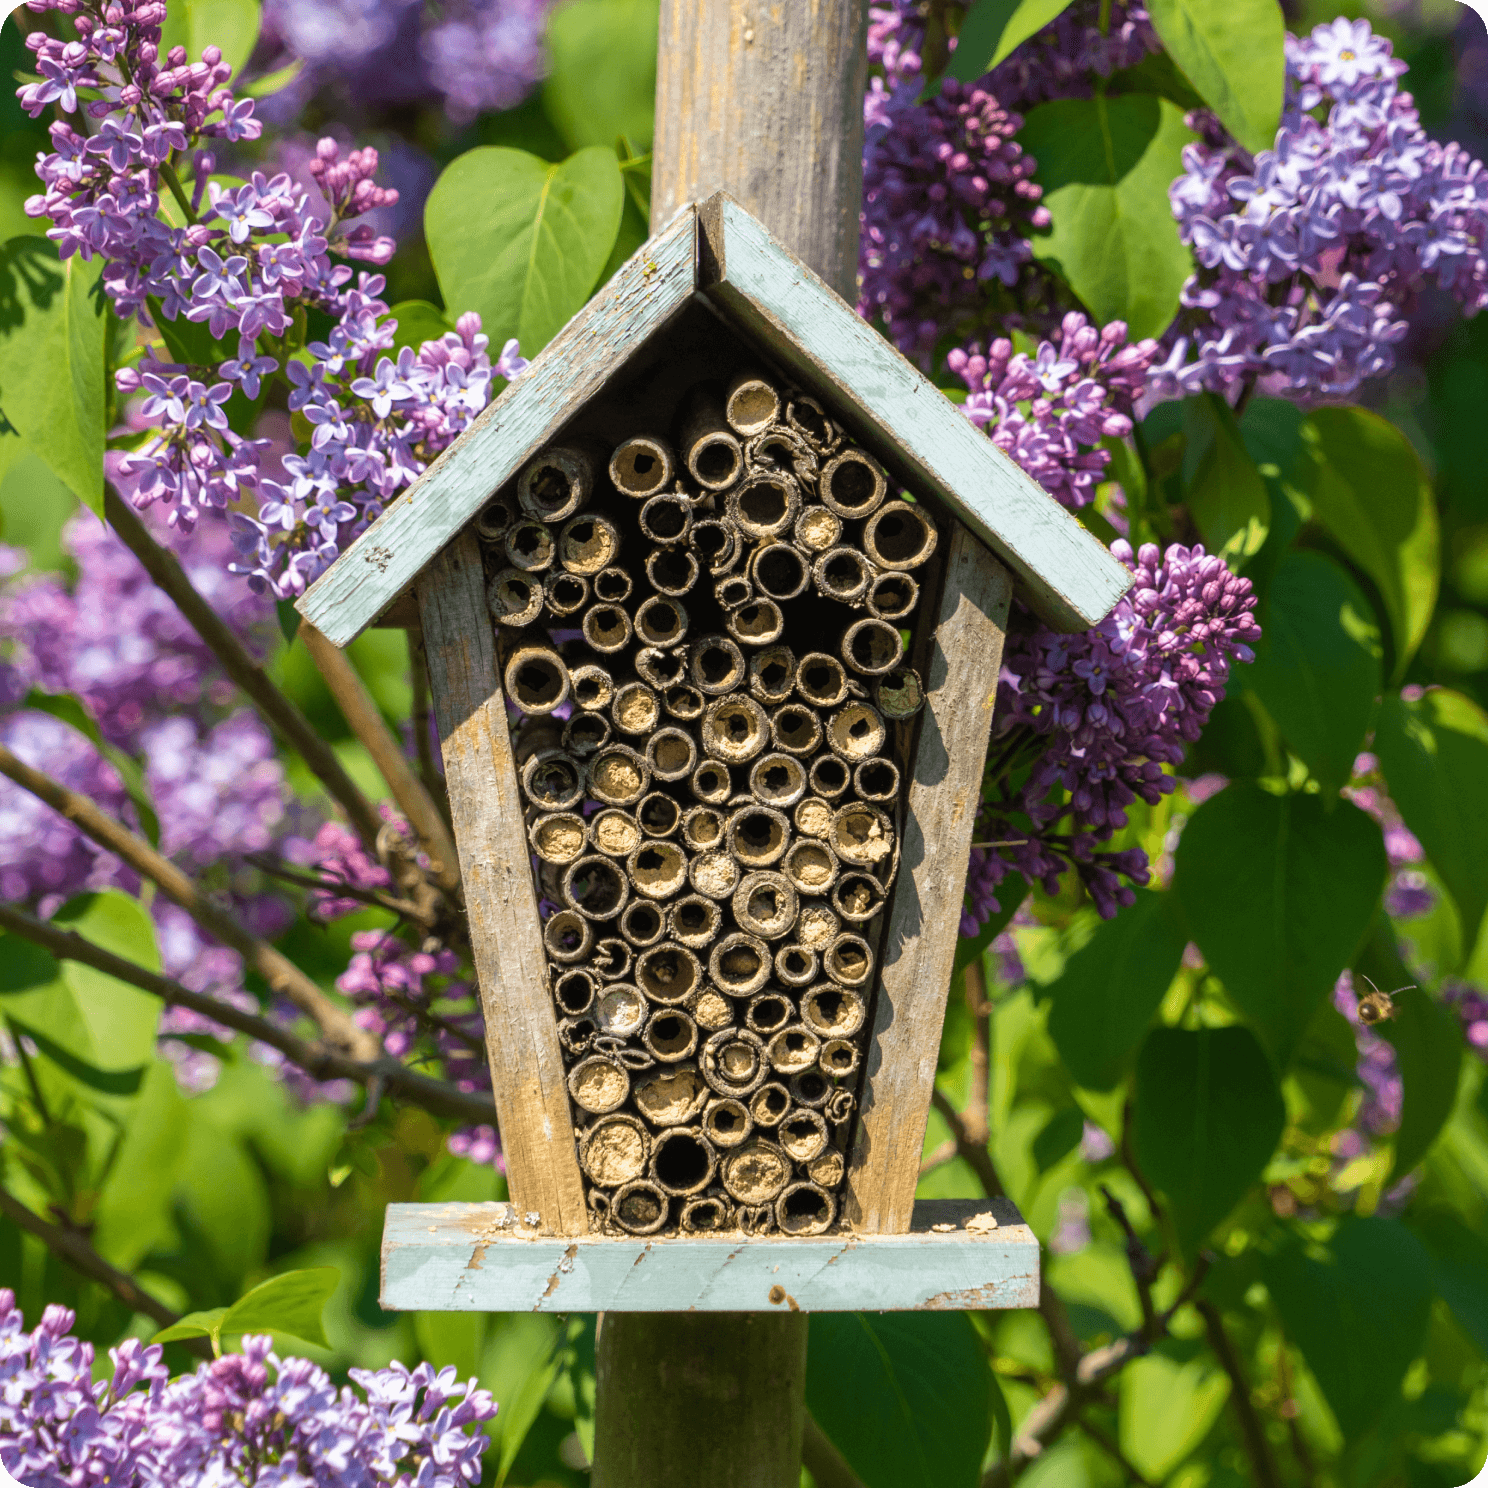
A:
[298,195,1130,1313]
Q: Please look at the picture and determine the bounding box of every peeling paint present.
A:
[541,1244,580,1299]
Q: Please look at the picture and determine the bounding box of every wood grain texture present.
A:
[845,527,1013,1234]
[699,194,1132,633]
[415,530,589,1237]
[298,210,699,648]
[380,1198,1038,1312]
[651,0,867,299]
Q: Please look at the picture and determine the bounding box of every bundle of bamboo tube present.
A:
[480,369,937,1237]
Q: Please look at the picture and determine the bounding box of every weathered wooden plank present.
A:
[298,209,700,648]
[846,527,1013,1233]
[699,193,1130,634]
[415,530,589,1237]
[381,1198,1037,1312]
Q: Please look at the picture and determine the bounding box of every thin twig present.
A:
[244,852,438,929]
[1078,1415,1156,1488]
[408,625,452,830]
[1100,1186,1160,1338]
[103,489,386,852]
[918,1137,958,1176]
[1198,1300,1284,1488]
[1275,1331,1316,1484]
[965,956,992,1146]
[0,900,500,1126]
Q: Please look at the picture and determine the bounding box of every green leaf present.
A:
[1263,1218,1433,1440]
[157,0,261,80]
[1244,552,1382,797]
[1106,52,1206,111]
[1018,95,1194,340]
[385,300,454,357]
[1118,1351,1230,1481]
[1174,785,1386,1059]
[2,1019,145,1095]
[497,1330,565,1485]
[416,1311,488,1386]
[1372,689,1488,959]
[807,1313,992,1488]
[543,0,659,152]
[1132,1026,1284,1257]
[221,1266,338,1349]
[152,1307,230,1348]
[1299,406,1440,679]
[1411,1211,1488,1357]
[1032,1105,1086,1172]
[241,58,303,97]
[1144,0,1284,154]
[946,0,1076,80]
[1181,394,1269,567]
[0,238,106,513]
[1046,889,1189,1091]
[426,146,625,360]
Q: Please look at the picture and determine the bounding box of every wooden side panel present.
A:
[416,530,588,1237]
[299,209,699,648]
[700,194,1130,634]
[846,527,1013,1233]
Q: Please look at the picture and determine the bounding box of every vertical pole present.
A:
[593,4,868,1484]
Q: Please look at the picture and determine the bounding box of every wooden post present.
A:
[593,4,869,1483]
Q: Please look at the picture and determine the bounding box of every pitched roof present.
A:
[298,195,1130,647]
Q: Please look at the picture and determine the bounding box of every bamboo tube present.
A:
[580,1113,652,1189]
[680,390,745,490]
[559,512,622,575]
[514,715,564,766]
[818,1039,860,1079]
[595,983,647,1038]
[521,749,585,810]
[774,944,818,988]
[664,683,706,722]
[620,899,668,948]
[680,1192,735,1233]
[748,646,796,706]
[769,702,823,758]
[738,1203,774,1235]
[744,991,792,1037]
[824,931,874,987]
[588,744,650,807]
[793,796,835,839]
[776,1182,836,1236]
[634,595,690,650]
[702,1097,754,1150]
[544,909,593,964]
[689,517,740,575]
[693,986,734,1033]
[708,933,771,997]
[812,546,871,604]
[832,870,888,925]
[778,1108,829,1163]
[724,597,785,647]
[725,368,782,436]
[646,728,697,783]
[749,753,807,809]
[866,571,919,621]
[635,647,687,691]
[727,473,800,541]
[593,566,633,602]
[570,662,616,712]
[629,840,689,900]
[715,574,753,609]
[801,983,866,1039]
[825,1088,856,1124]
[563,854,630,920]
[553,966,599,1016]
[875,667,925,728]
[486,568,545,627]
[752,544,810,602]
[688,848,740,901]
[610,435,676,499]
[720,1137,791,1206]
[639,493,694,545]
[826,701,886,762]
[669,894,723,952]
[638,792,683,838]
[726,804,789,868]
[862,500,939,570]
[701,1027,768,1098]
[793,505,841,555]
[518,442,601,522]
[592,936,634,981]
[530,811,588,865]
[796,903,841,952]
[830,802,894,868]
[767,1024,821,1076]
[841,616,904,676]
[702,695,770,764]
[636,942,703,1006]
[504,646,570,714]
[611,680,661,736]
[644,1007,701,1064]
[749,1082,791,1129]
[785,393,840,453]
[808,1150,846,1188]
[748,427,818,486]
[611,1178,671,1235]
[569,1054,631,1115]
[633,1063,710,1127]
[732,871,799,940]
[558,1014,597,1055]
[590,808,643,859]
[595,1036,658,1072]
[681,805,725,853]
[791,1064,832,1106]
[646,545,701,596]
[583,602,633,655]
[795,652,848,708]
[689,760,733,806]
[689,634,746,695]
[854,757,901,803]
[545,570,590,617]
[807,757,850,802]
[650,1126,717,1196]
[475,494,516,542]
[782,838,840,897]
[819,448,888,519]
[504,518,556,573]
[562,711,611,760]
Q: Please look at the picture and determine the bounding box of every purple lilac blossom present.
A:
[1442,981,1488,1058]
[0,1291,496,1488]
[1158,16,1488,402]
[1332,970,1403,1145]
[1344,750,1436,920]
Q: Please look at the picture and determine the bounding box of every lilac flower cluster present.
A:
[1442,981,1488,1061]
[1158,16,1488,402]
[1332,972,1403,1144]
[1344,751,1436,921]
[0,1292,496,1488]
[963,540,1261,925]
[946,311,1159,510]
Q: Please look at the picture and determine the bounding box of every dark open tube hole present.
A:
[567,859,626,917]
[796,1071,830,1103]
[739,481,788,527]
[868,506,935,565]
[780,950,810,980]
[637,597,685,645]
[641,495,691,543]
[718,946,763,986]
[513,658,564,709]
[594,568,632,602]
[755,1084,789,1120]
[648,546,700,595]
[782,1186,830,1224]
[622,902,663,943]
[798,658,845,706]
[674,900,712,936]
[640,795,681,835]
[755,546,807,599]
[870,573,917,618]
[654,1130,711,1190]
[848,620,901,672]
[695,438,741,485]
[555,971,595,1013]
[749,995,790,1033]
[856,760,899,799]
[692,520,733,561]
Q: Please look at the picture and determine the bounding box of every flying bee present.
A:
[1356,974,1416,1026]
